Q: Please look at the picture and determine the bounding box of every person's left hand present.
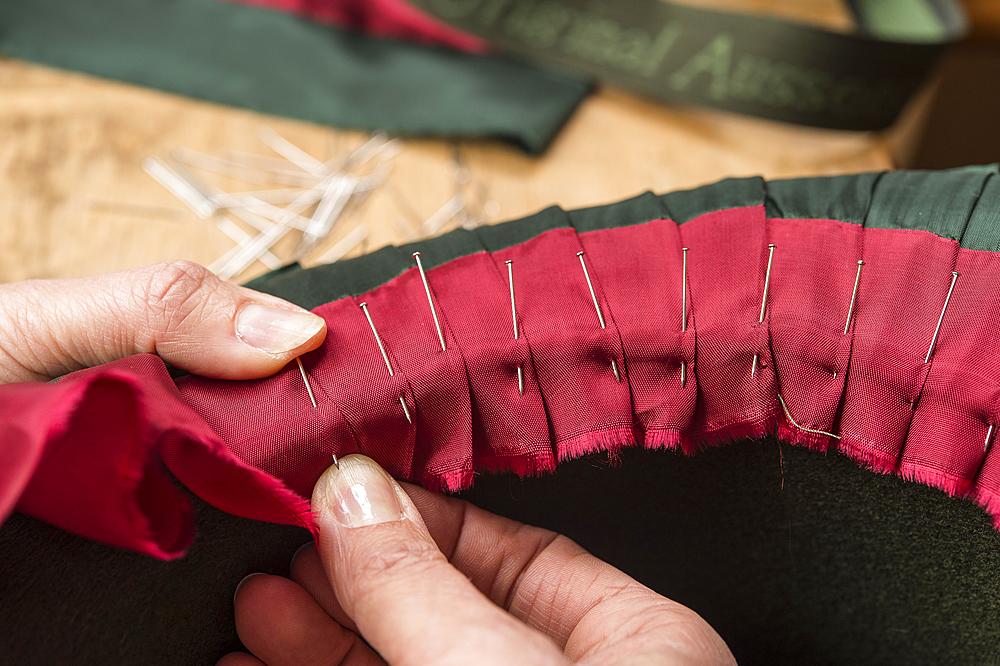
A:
[0,260,326,383]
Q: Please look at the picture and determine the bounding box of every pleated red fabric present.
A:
[768,216,860,450]
[578,220,694,449]
[3,207,999,559]
[901,247,1000,500]
[838,228,958,472]
[679,206,778,447]
[422,252,554,476]
[490,228,634,460]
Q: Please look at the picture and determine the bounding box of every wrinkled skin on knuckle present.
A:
[140,260,225,338]
[355,536,445,582]
[343,534,447,606]
[574,591,734,665]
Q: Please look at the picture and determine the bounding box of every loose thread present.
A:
[777,393,841,440]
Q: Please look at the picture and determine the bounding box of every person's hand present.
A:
[223,455,735,666]
[0,260,326,383]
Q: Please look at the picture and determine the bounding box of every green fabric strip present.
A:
[398,228,487,271]
[765,172,881,224]
[473,204,571,252]
[248,204,574,308]
[251,244,409,307]
[411,0,964,131]
[250,167,1000,308]
[866,165,998,245]
[567,191,664,232]
[0,0,590,153]
[660,176,765,223]
[964,173,1000,252]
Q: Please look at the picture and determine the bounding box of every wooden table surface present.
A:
[0,54,894,284]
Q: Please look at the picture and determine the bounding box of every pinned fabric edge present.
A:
[3,165,1000,559]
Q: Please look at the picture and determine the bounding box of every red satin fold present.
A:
[0,355,312,559]
[4,208,1000,559]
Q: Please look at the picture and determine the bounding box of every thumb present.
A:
[311,454,567,666]
[0,260,325,382]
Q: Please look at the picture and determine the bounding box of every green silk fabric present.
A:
[0,0,590,153]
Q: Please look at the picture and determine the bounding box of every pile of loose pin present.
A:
[144,129,398,280]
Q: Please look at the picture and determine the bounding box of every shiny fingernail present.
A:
[235,303,324,354]
[313,455,404,528]
[234,572,265,605]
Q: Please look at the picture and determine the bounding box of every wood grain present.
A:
[0,51,893,284]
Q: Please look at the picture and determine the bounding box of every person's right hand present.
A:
[223,454,735,665]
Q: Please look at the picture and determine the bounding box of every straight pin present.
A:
[296,357,317,408]
[844,260,865,335]
[759,244,776,324]
[359,302,393,376]
[681,247,688,388]
[505,260,524,396]
[681,247,689,332]
[298,359,340,470]
[506,260,519,340]
[359,301,413,425]
[412,252,447,352]
[986,423,995,454]
[752,244,776,378]
[577,251,620,381]
[577,251,606,329]
[924,271,959,363]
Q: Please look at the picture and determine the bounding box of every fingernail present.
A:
[234,572,265,605]
[291,541,313,567]
[235,303,324,355]
[313,455,404,528]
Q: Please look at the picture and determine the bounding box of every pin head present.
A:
[576,251,585,257]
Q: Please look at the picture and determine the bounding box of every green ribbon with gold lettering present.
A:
[409,0,966,130]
